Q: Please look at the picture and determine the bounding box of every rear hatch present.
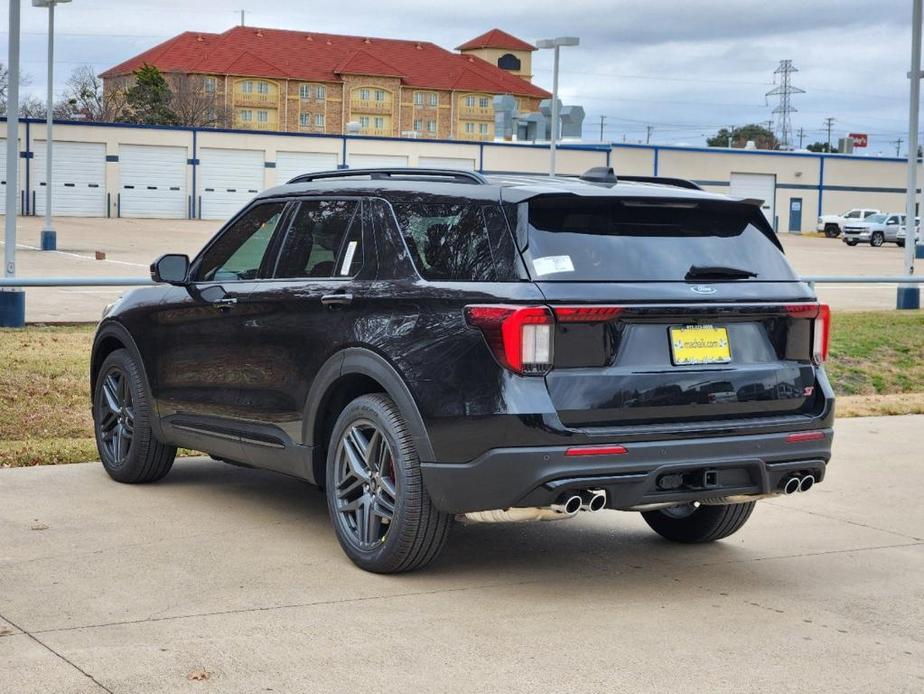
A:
[519,194,826,428]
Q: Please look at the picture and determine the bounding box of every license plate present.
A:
[669,325,731,365]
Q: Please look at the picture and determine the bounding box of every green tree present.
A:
[806,141,834,153]
[707,124,778,150]
[125,64,177,125]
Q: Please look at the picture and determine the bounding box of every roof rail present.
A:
[286,168,489,185]
[617,175,703,191]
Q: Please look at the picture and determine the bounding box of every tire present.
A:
[845,240,858,247]
[824,224,840,238]
[325,393,451,573]
[871,231,885,247]
[93,349,176,483]
[641,502,755,543]
[898,240,905,248]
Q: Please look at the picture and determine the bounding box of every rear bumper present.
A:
[421,428,832,514]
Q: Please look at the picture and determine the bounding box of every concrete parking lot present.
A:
[1,216,918,322]
[1,415,922,693]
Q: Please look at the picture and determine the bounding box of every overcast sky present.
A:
[0,0,915,155]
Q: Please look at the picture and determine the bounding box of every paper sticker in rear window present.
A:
[532,255,574,276]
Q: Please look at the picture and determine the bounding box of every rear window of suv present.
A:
[523,196,797,282]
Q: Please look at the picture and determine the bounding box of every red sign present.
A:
[849,133,868,148]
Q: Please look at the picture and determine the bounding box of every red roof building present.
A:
[101,26,548,141]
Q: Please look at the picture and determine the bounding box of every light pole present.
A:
[899,0,922,309]
[1,0,24,327]
[536,36,579,176]
[33,0,72,252]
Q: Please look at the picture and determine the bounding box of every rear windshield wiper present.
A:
[685,264,758,280]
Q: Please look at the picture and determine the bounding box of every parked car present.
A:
[896,219,922,247]
[817,208,880,237]
[842,212,912,247]
[90,167,835,573]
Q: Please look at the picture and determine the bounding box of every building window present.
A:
[465,95,476,107]
[300,112,310,126]
[464,122,475,134]
[497,53,521,71]
[375,89,386,102]
[300,84,311,99]
[359,88,370,101]
[240,109,253,121]
[359,116,370,127]
[413,118,422,131]
[414,91,423,106]
[479,122,489,135]
[257,110,268,123]
[374,116,384,129]
[427,120,437,133]
[316,85,326,100]
[315,113,325,127]
[429,92,438,106]
[204,76,216,93]
[242,80,253,94]
[479,97,489,109]
[257,81,269,94]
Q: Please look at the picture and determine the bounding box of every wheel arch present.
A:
[303,347,435,487]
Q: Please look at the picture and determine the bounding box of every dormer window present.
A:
[497,53,521,71]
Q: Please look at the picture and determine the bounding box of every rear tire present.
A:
[641,502,755,543]
[824,224,840,238]
[325,393,451,573]
[93,349,176,483]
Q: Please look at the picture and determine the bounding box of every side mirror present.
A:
[151,254,190,285]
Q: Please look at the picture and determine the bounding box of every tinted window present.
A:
[390,202,519,281]
[275,200,362,279]
[197,203,286,281]
[524,196,797,282]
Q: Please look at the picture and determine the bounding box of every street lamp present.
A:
[32,0,72,253]
[536,36,579,176]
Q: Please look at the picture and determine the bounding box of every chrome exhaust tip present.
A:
[551,494,583,516]
[581,489,607,512]
[798,475,815,493]
[782,476,801,495]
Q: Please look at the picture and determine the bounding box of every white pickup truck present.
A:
[817,208,881,237]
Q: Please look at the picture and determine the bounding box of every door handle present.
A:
[321,293,353,308]
[212,297,238,311]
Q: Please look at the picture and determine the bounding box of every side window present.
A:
[197,203,286,281]
[863,210,875,218]
[275,200,363,279]
[390,202,521,282]
[845,210,860,219]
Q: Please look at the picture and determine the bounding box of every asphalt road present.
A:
[1,216,918,321]
[1,415,922,693]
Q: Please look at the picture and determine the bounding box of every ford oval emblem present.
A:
[691,285,717,295]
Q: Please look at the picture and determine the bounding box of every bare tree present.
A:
[56,64,128,122]
[18,95,47,118]
[168,73,229,128]
[0,62,31,116]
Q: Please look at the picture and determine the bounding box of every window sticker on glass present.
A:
[532,255,574,276]
[340,241,358,276]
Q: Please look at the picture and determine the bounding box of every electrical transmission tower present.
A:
[766,60,805,150]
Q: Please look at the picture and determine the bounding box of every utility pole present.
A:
[598,115,606,142]
[824,117,835,152]
[239,9,246,26]
[646,125,653,145]
[766,60,805,150]
[891,137,904,157]
[899,0,922,309]
[1,0,24,327]
[797,127,805,148]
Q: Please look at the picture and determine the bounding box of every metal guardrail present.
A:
[1,276,923,288]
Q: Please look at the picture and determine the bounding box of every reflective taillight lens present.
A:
[786,303,831,364]
[465,305,554,375]
[553,306,623,323]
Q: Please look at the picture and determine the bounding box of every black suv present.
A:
[91,167,834,573]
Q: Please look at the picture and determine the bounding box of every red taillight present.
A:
[786,303,831,364]
[565,445,628,457]
[553,306,623,323]
[465,305,554,375]
[785,431,825,444]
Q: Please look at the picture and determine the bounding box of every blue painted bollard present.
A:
[0,289,26,327]
[40,230,57,251]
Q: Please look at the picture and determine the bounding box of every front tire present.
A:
[641,502,755,543]
[845,240,858,247]
[824,224,840,238]
[93,349,176,483]
[871,231,885,247]
[325,394,451,573]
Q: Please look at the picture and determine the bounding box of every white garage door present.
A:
[730,172,776,228]
[33,141,106,217]
[119,145,188,219]
[418,156,476,171]
[199,148,264,221]
[348,154,408,169]
[275,151,339,185]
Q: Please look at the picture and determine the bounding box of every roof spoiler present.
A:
[579,167,702,191]
[287,168,488,185]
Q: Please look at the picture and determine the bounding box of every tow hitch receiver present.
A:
[657,468,719,491]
